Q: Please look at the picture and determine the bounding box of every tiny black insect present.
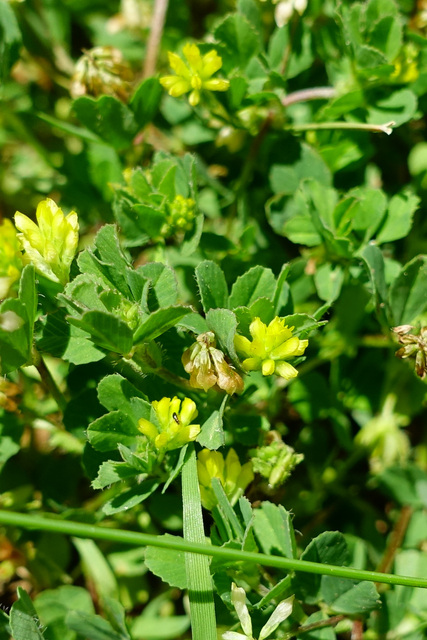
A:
[172,412,180,424]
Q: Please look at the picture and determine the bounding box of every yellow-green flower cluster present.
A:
[14,199,79,286]
[160,43,229,106]
[166,195,196,232]
[197,448,254,511]
[234,317,308,380]
[138,396,200,452]
[0,219,22,299]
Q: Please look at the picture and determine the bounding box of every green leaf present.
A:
[67,310,133,355]
[87,411,140,452]
[376,192,419,244]
[137,263,178,310]
[10,589,45,640]
[378,465,427,508]
[0,410,24,467]
[77,225,134,299]
[131,203,166,239]
[389,256,427,325]
[322,578,380,615]
[214,13,261,70]
[73,96,138,150]
[367,89,418,128]
[314,264,345,303]
[66,611,125,640]
[269,144,332,196]
[229,266,276,308]
[73,538,119,600]
[0,265,36,374]
[360,243,388,305]
[369,15,402,61]
[195,261,228,313]
[133,306,191,344]
[145,535,187,589]
[268,22,314,79]
[131,614,190,640]
[92,461,140,489]
[37,309,106,365]
[197,395,228,450]
[206,308,240,367]
[252,502,297,559]
[295,532,349,604]
[0,1,21,83]
[130,77,162,128]
[266,191,321,247]
[103,479,159,515]
[97,374,150,420]
[34,586,95,640]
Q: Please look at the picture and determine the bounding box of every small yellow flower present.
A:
[234,317,308,380]
[0,219,23,298]
[197,448,254,510]
[160,43,230,106]
[14,199,79,285]
[138,396,200,452]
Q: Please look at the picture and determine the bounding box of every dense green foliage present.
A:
[1,0,427,638]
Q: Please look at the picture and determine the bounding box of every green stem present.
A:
[286,121,395,135]
[181,445,216,640]
[34,354,67,413]
[0,510,427,589]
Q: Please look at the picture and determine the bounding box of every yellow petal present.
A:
[138,418,158,440]
[234,334,252,357]
[275,361,298,380]
[270,336,300,359]
[203,79,230,92]
[167,51,190,78]
[242,356,261,372]
[262,358,276,376]
[188,89,200,106]
[183,43,202,73]
[201,50,223,77]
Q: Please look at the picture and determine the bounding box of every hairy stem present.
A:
[282,87,336,107]
[287,121,395,135]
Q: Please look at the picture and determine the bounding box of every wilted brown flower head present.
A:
[71,46,133,101]
[182,332,244,395]
[392,324,427,378]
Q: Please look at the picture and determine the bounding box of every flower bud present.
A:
[393,324,427,378]
[250,439,303,488]
[182,332,244,394]
[166,195,196,232]
[14,199,79,285]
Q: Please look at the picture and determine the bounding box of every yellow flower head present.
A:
[14,199,79,286]
[197,448,254,511]
[138,396,200,452]
[0,219,23,298]
[160,43,230,106]
[234,317,308,380]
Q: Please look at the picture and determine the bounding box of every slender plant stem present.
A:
[1,510,427,589]
[351,619,364,640]
[295,615,345,636]
[286,121,395,135]
[34,355,67,413]
[143,0,169,78]
[181,445,216,640]
[376,505,413,579]
[282,87,337,107]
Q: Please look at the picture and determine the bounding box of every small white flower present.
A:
[259,596,294,640]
